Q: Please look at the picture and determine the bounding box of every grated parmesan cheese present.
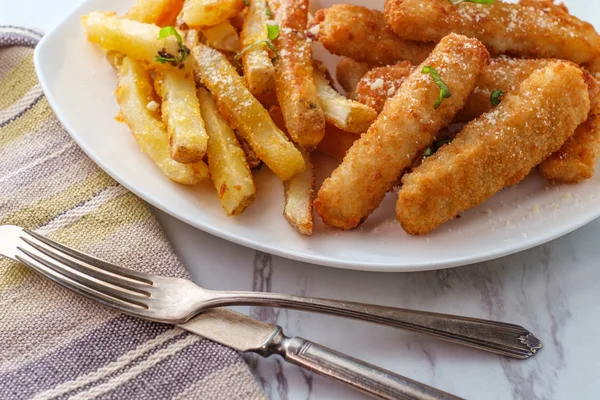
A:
[146,101,159,112]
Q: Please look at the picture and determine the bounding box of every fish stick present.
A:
[336,57,372,99]
[315,34,490,230]
[316,125,360,160]
[539,76,600,183]
[309,4,434,66]
[356,58,554,116]
[385,0,600,66]
[355,57,600,183]
[397,62,591,235]
[455,58,554,122]
[355,61,414,113]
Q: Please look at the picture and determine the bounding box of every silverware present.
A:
[0,225,542,359]
[1,225,462,400]
[182,309,463,400]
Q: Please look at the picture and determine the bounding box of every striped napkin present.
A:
[0,26,265,400]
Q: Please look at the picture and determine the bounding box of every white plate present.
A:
[34,0,600,272]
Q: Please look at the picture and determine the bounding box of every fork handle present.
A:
[207,292,542,359]
[264,330,462,400]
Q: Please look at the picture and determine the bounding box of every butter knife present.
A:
[180,308,463,400]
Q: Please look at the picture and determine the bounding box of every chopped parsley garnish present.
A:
[449,0,496,4]
[490,89,505,106]
[154,26,190,67]
[234,24,280,66]
[266,6,274,18]
[267,24,280,40]
[421,65,452,109]
[242,0,249,5]
[423,138,453,158]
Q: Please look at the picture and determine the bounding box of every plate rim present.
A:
[33,0,600,273]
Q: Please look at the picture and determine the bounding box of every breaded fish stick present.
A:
[539,77,600,183]
[397,62,591,235]
[356,58,554,116]
[310,4,434,66]
[336,57,371,99]
[355,61,414,113]
[315,34,490,230]
[316,125,360,160]
[385,0,600,66]
[456,58,554,122]
[355,58,600,183]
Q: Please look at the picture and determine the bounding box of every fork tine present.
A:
[18,247,150,309]
[23,229,154,285]
[21,237,152,296]
[15,253,149,318]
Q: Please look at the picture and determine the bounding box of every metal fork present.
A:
[2,225,542,359]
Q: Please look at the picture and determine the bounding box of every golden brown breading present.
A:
[355,61,414,113]
[385,0,600,66]
[315,34,490,230]
[397,62,591,235]
[355,58,554,117]
[355,57,600,183]
[539,75,600,183]
[274,0,325,151]
[335,57,372,99]
[309,4,434,66]
[538,115,600,183]
[455,57,554,122]
[315,125,360,160]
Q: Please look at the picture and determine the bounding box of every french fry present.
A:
[197,87,257,215]
[184,29,200,49]
[284,151,315,236]
[202,21,241,52]
[313,65,377,134]
[116,57,208,184]
[237,134,263,169]
[154,69,209,163]
[106,51,124,70]
[268,106,314,235]
[192,44,305,181]
[336,57,371,99]
[126,0,184,27]
[274,0,325,150]
[240,0,276,97]
[316,125,360,160]
[181,0,244,27]
[82,12,188,69]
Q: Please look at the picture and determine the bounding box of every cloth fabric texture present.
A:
[0,26,266,400]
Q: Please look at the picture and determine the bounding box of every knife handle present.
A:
[264,330,463,400]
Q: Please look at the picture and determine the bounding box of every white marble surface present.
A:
[5,1,600,398]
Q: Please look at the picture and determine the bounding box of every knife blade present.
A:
[179,308,280,353]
